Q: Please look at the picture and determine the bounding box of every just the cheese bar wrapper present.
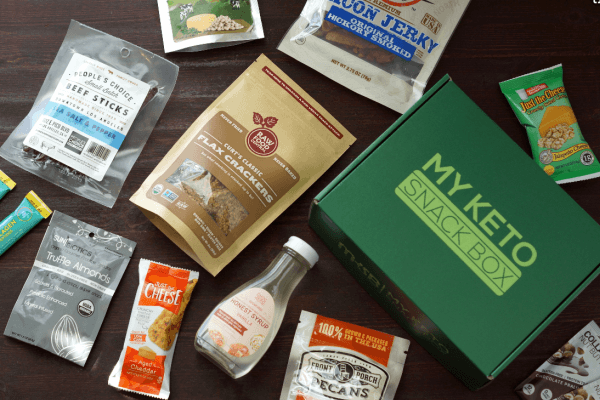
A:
[516,321,600,400]
[108,259,198,399]
[130,54,355,276]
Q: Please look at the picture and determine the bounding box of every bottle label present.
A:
[207,288,274,357]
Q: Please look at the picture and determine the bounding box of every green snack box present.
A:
[308,76,600,390]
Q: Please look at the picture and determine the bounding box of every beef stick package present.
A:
[0,21,178,207]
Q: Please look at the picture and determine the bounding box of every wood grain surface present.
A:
[2,1,600,399]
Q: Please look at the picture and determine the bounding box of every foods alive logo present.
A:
[246,112,279,157]
[297,351,389,400]
[395,153,537,296]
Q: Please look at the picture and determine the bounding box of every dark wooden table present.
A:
[1,1,600,399]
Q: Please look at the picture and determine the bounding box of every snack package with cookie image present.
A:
[516,321,600,400]
[278,0,471,113]
[157,0,264,53]
[501,65,600,184]
[109,259,198,399]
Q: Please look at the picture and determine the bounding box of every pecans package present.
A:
[516,321,600,400]
[108,259,198,399]
[0,20,179,207]
[278,0,470,113]
[130,54,355,276]
[157,0,264,53]
[4,211,136,366]
[280,311,410,400]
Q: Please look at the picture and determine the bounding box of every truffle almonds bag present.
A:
[4,211,136,366]
[131,54,355,276]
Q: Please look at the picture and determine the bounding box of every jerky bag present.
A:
[4,211,136,366]
[130,54,355,276]
[280,311,410,400]
[278,0,471,113]
[0,20,179,207]
[157,0,264,53]
[516,321,600,400]
[108,259,198,399]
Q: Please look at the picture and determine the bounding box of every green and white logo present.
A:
[396,154,537,296]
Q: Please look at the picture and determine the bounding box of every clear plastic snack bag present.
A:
[157,0,264,53]
[0,20,179,207]
[278,0,471,113]
[280,311,410,400]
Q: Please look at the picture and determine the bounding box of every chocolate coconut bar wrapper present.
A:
[516,321,600,400]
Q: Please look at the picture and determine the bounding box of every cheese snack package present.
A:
[280,311,410,400]
[500,64,600,183]
[108,259,198,399]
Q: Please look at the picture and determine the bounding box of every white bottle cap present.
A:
[284,236,319,268]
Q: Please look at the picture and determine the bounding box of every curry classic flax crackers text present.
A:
[131,55,355,276]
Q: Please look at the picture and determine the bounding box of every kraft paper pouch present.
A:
[500,65,600,184]
[0,170,16,200]
[157,0,264,53]
[130,54,355,276]
[0,20,179,207]
[278,0,471,113]
[108,259,198,399]
[4,211,136,366]
[516,321,600,400]
[0,191,52,257]
[280,311,410,400]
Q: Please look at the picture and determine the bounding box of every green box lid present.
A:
[317,78,600,376]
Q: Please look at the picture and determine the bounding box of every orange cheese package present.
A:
[108,259,198,399]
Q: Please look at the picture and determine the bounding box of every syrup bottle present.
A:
[195,236,318,379]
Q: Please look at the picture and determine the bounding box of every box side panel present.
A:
[309,203,490,390]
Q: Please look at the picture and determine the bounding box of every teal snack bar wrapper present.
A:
[500,64,600,184]
[0,170,16,200]
[0,191,52,256]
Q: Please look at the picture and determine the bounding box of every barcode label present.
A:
[87,142,111,161]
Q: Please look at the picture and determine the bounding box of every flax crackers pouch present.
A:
[130,54,355,276]
[516,321,600,400]
[500,65,600,184]
[108,259,198,399]
[278,0,471,113]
